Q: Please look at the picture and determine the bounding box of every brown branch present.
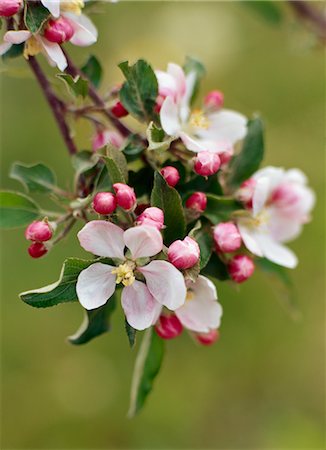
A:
[289,0,326,40]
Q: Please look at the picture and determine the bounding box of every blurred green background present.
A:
[1,2,325,449]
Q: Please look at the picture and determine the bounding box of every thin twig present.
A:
[288,0,326,40]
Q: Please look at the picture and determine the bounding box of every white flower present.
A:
[157,62,247,155]
[76,221,187,330]
[236,166,315,268]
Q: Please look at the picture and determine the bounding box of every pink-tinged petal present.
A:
[0,42,12,56]
[92,130,124,151]
[124,225,163,259]
[41,0,60,17]
[77,220,125,259]
[155,70,178,99]
[167,62,186,98]
[176,276,222,333]
[160,96,181,136]
[4,30,31,44]
[237,223,264,257]
[39,38,67,71]
[139,260,187,310]
[201,109,247,144]
[179,132,231,154]
[121,281,162,330]
[76,263,116,310]
[252,176,270,217]
[64,12,98,46]
[255,234,298,268]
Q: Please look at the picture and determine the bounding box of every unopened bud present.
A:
[213,222,242,253]
[113,183,136,211]
[0,0,22,17]
[168,236,200,270]
[228,255,255,283]
[111,101,128,118]
[136,207,164,230]
[155,314,183,339]
[43,17,74,44]
[28,242,48,258]
[185,192,207,213]
[160,166,180,187]
[195,329,220,346]
[93,192,117,215]
[204,90,224,111]
[194,151,221,177]
[25,220,52,242]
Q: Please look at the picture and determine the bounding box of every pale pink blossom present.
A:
[92,130,124,151]
[168,237,200,270]
[213,222,242,253]
[136,207,164,230]
[76,222,187,330]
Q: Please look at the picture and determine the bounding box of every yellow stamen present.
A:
[190,109,210,129]
[60,0,84,14]
[23,37,42,59]
[111,262,135,287]
[186,290,194,301]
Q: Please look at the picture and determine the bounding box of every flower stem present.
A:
[27,56,78,155]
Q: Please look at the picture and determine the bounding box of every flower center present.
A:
[112,261,135,287]
[24,37,42,59]
[186,290,194,301]
[251,210,270,227]
[190,109,210,129]
[60,0,84,14]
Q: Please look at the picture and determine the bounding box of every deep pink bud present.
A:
[160,166,180,187]
[213,222,242,253]
[204,90,224,111]
[113,183,136,211]
[136,207,164,230]
[25,221,52,242]
[28,242,48,259]
[111,101,128,118]
[228,255,255,283]
[168,237,200,270]
[219,149,233,165]
[43,17,74,44]
[185,192,207,213]
[0,0,22,17]
[196,329,220,346]
[93,192,117,215]
[194,151,221,177]
[155,314,183,340]
[237,178,256,208]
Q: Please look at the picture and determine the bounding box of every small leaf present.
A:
[10,162,56,194]
[94,164,112,192]
[0,190,40,229]
[189,222,213,270]
[122,134,146,162]
[2,43,24,60]
[125,320,137,348]
[128,328,164,417]
[103,147,128,184]
[57,73,89,98]
[68,296,117,345]
[179,174,223,197]
[119,59,158,122]
[24,2,50,33]
[202,252,230,281]
[72,150,99,175]
[183,56,206,104]
[20,258,107,308]
[228,117,264,189]
[151,172,186,245]
[81,55,102,88]
[146,122,172,151]
[204,194,242,224]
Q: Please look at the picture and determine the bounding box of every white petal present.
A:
[252,176,270,217]
[121,281,162,331]
[41,0,60,17]
[201,109,247,144]
[179,131,231,153]
[284,168,307,185]
[64,13,98,46]
[4,30,31,44]
[155,70,178,98]
[123,225,163,259]
[77,220,125,259]
[160,96,181,136]
[176,275,222,333]
[76,263,116,310]
[0,42,12,56]
[268,210,303,242]
[40,38,67,71]
[237,222,264,257]
[139,260,187,310]
[255,234,298,268]
[167,62,186,98]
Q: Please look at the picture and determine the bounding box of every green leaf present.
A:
[202,252,229,281]
[228,117,264,189]
[72,151,99,176]
[81,55,102,88]
[129,167,154,197]
[24,2,50,33]
[128,328,164,417]
[125,320,137,349]
[122,134,146,161]
[94,164,112,192]
[56,74,89,98]
[256,258,301,320]
[119,59,158,122]
[189,222,213,270]
[204,194,242,224]
[243,1,283,24]
[0,191,40,229]
[183,56,206,104]
[10,162,56,194]
[68,296,117,345]
[20,258,102,308]
[151,172,186,245]
[103,147,128,184]
[146,122,172,151]
[2,43,24,60]
[179,174,223,198]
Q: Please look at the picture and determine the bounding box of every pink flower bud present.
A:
[28,242,48,259]
[25,221,53,242]
[113,183,136,211]
[236,178,256,208]
[228,255,255,283]
[111,101,128,118]
[136,207,164,230]
[168,237,200,270]
[155,314,183,340]
[213,222,242,253]
[160,166,180,187]
[43,17,74,44]
[204,90,224,111]
[185,192,207,213]
[93,192,117,215]
[0,0,22,17]
[193,151,221,177]
[92,130,124,151]
[219,148,233,165]
[195,329,220,346]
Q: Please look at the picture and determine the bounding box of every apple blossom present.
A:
[113,183,136,211]
[185,192,207,212]
[0,0,22,17]
[204,90,224,111]
[155,314,183,339]
[195,329,220,346]
[111,101,129,118]
[28,242,48,258]
[76,222,187,330]
[213,222,242,253]
[228,255,255,283]
[168,237,200,270]
[92,130,124,151]
[93,192,117,215]
[25,221,53,242]
[160,166,180,187]
[193,151,221,177]
[44,17,74,44]
[136,207,165,230]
